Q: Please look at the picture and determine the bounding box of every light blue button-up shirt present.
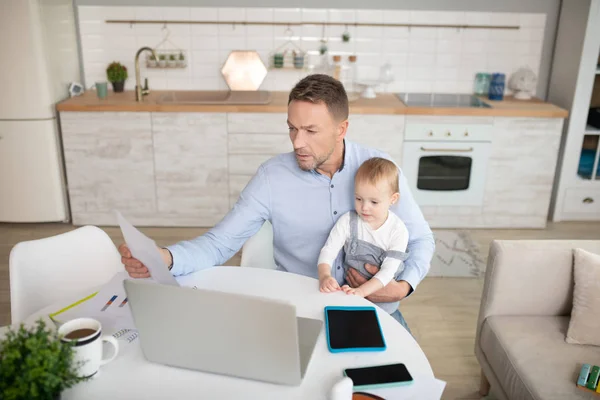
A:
[168,140,435,310]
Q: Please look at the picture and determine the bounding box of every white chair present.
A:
[9,225,123,324]
[240,221,277,270]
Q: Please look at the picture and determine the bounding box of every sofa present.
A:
[476,240,600,400]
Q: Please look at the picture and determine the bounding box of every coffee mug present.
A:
[58,318,119,378]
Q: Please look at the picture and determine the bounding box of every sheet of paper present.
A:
[116,210,179,286]
[49,272,144,354]
[362,376,446,400]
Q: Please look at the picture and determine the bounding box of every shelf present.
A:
[105,19,520,30]
[586,124,600,134]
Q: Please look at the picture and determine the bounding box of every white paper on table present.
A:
[361,376,446,400]
[116,210,179,286]
[49,272,146,354]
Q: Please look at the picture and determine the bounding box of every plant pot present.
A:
[167,60,177,68]
[147,60,157,68]
[158,60,166,67]
[111,81,125,93]
[177,59,187,68]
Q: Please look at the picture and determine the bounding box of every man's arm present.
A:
[390,167,435,293]
[167,165,271,276]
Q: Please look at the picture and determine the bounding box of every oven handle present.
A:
[420,146,474,152]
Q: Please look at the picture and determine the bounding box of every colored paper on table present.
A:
[116,210,179,286]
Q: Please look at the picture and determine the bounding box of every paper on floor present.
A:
[116,210,179,286]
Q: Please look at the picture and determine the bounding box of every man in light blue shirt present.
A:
[121,74,434,331]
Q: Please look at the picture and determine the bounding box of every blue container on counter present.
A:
[488,73,505,101]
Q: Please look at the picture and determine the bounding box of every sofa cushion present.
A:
[567,248,600,346]
[481,315,600,400]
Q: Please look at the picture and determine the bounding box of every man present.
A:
[121,74,435,332]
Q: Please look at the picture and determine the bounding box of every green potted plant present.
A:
[177,52,186,67]
[0,319,85,400]
[106,61,127,93]
[147,53,157,68]
[158,53,166,68]
[168,53,177,67]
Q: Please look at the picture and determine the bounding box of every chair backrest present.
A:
[240,221,277,270]
[9,225,123,324]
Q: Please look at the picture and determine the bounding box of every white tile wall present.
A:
[78,6,546,94]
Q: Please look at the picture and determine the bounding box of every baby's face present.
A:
[354,180,398,225]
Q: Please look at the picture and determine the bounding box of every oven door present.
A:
[402,141,491,206]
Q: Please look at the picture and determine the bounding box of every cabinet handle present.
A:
[446,131,452,136]
[428,131,433,136]
[420,146,473,152]
[583,197,594,204]
[464,131,469,137]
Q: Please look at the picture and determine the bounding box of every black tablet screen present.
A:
[326,309,385,349]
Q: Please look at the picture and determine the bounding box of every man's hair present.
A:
[355,157,400,194]
[288,74,349,122]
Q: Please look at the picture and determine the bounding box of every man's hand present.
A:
[345,264,412,303]
[119,244,173,278]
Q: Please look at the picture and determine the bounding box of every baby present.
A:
[318,157,409,298]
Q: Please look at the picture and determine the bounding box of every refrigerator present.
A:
[0,0,79,222]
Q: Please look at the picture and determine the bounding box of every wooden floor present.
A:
[1,221,599,399]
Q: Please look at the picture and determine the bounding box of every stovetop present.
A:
[397,93,491,108]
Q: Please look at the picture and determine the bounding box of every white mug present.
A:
[58,318,119,378]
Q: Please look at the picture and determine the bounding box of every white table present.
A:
[26,267,433,399]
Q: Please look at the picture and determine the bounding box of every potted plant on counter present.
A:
[0,319,84,400]
[158,54,166,68]
[168,53,177,67]
[177,52,186,67]
[106,61,127,92]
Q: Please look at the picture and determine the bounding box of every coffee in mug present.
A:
[58,318,119,378]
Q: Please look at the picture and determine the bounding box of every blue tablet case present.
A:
[324,306,387,353]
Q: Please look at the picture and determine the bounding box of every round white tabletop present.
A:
[27,267,433,400]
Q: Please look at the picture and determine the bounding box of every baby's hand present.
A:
[341,285,365,297]
[320,276,341,293]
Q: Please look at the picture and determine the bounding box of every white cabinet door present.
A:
[227,113,288,207]
[60,112,156,225]
[483,117,564,227]
[346,115,405,164]
[152,113,229,226]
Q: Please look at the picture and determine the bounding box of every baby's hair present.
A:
[355,157,400,194]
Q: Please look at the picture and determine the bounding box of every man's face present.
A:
[287,100,345,171]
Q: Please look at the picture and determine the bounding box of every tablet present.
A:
[324,306,386,353]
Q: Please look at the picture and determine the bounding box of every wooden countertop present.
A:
[56,90,569,118]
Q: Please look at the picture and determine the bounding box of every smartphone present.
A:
[343,363,413,390]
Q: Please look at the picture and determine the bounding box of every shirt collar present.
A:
[310,139,347,177]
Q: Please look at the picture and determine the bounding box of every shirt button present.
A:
[337,266,341,270]
[331,184,334,188]
[333,211,337,215]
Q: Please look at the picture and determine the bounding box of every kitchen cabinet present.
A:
[227,113,289,207]
[152,113,229,226]
[60,112,157,225]
[59,110,564,228]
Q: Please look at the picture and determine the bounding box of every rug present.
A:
[428,230,486,278]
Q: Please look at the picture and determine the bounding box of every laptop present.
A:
[123,279,323,386]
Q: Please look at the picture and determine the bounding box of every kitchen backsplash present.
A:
[77,6,545,93]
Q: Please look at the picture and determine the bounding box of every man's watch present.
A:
[163,248,174,271]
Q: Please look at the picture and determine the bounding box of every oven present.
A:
[402,122,492,206]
